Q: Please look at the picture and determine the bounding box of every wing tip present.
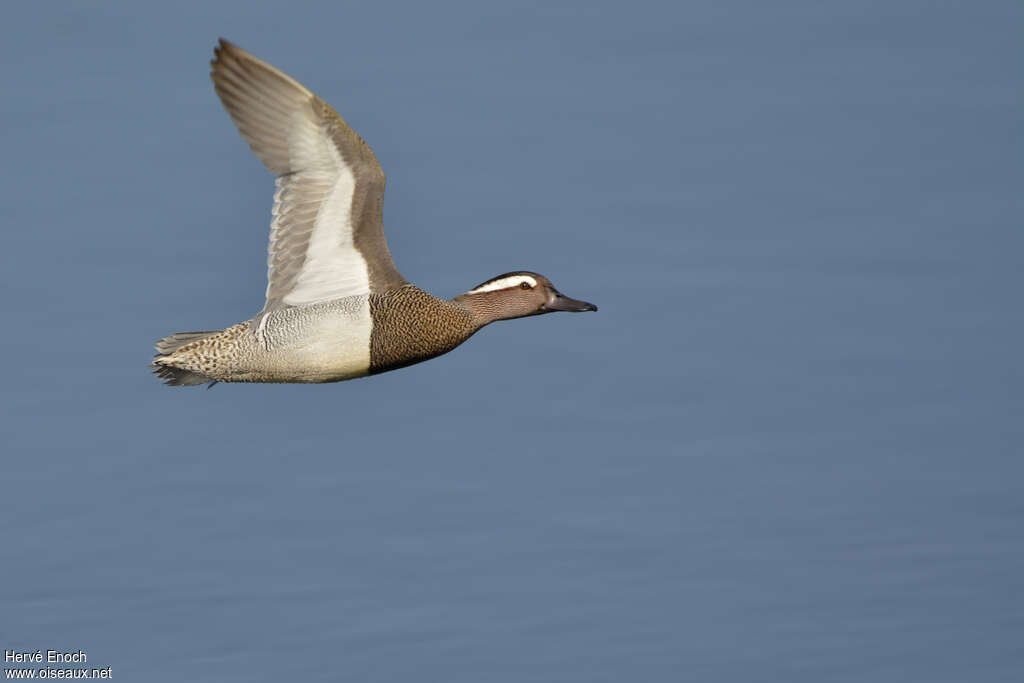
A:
[214,37,238,56]
[211,37,238,74]
[208,38,313,99]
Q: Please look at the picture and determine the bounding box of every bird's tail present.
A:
[151,330,219,386]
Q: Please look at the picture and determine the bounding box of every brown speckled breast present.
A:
[369,285,478,374]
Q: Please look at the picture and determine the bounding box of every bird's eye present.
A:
[520,282,532,290]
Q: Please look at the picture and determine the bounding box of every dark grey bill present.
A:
[543,293,598,312]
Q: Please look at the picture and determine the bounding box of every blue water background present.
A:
[2,2,1022,681]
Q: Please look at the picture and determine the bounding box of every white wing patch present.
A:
[468,274,537,294]
[279,161,370,307]
[274,110,370,308]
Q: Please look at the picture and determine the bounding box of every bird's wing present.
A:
[210,39,406,317]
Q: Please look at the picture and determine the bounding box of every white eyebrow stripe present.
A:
[468,275,537,294]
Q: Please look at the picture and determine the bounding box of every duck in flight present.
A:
[152,40,596,386]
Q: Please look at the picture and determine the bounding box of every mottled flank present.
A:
[369,285,479,373]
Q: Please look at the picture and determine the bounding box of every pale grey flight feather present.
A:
[209,39,405,322]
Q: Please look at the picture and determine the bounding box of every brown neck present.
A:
[451,291,530,328]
